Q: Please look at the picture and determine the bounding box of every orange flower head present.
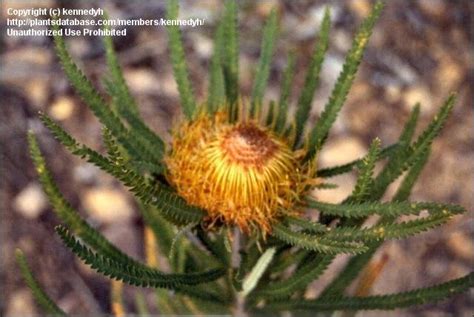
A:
[165,110,307,234]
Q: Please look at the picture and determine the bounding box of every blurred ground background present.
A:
[1,0,473,316]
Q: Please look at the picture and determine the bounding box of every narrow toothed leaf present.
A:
[265,273,474,311]
[284,216,328,233]
[319,106,455,300]
[52,22,163,168]
[393,149,430,202]
[166,0,196,118]
[103,78,165,161]
[372,94,456,200]
[16,249,67,316]
[102,21,138,114]
[319,245,378,299]
[347,138,381,203]
[266,100,276,126]
[275,53,296,133]
[255,255,332,300]
[55,226,226,291]
[306,1,383,157]
[324,212,455,242]
[139,204,175,258]
[317,143,399,178]
[250,8,279,117]
[28,131,136,265]
[293,7,331,147]
[306,199,465,218]
[270,249,309,275]
[399,103,421,144]
[207,21,226,113]
[272,223,368,254]
[196,228,230,266]
[222,0,239,120]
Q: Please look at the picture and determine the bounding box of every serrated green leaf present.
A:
[52,23,163,168]
[31,120,204,225]
[293,7,331,147]
[265,273,474,311]
[275,54,296,134]
[270,249,309,275]
[306,1,383,157]
[207,20,226,113]
[166,0,196,118]
[347,138,381,202]
[371,94,456,200]
[284,216,328,233]
[16,249,67,316]
[393,148,430,202]
[222,0,239,121]
[55,225,225,290]
[272,223,368,254]
[317,143,399,178]
[306,199,465,218]
[255,254,332,300]
[196,228,230,266]
[250,8,279,117]
[324,212,456,242]
[102,18,139,115]
[103,78,165,162]
[28,132,137,265]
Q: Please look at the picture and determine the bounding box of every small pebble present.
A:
[320,137,366,167]
[49,96,75,121]
[14,182,47,219]
[83,187,133,224]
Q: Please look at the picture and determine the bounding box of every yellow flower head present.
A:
[165,108,310,234]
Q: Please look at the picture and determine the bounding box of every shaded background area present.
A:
[1,0,473,316]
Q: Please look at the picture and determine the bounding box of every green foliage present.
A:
[166,0,196,118]
[265,273,474,311]
[21,2,471,316]
[102,20,139,114]
[15,249,67,316]
[250,8,279,117]
[28,131,138,265]
[275,54,296,133]
[35,114,205,225]
[306,1,383,159]
[306,199,464,218]
[317,143,399,178]
[55,225,225,290]
[265,100,276,126]
[323,212,456,242]
[372,95,456,200]
[293,7,331,147]
[196,228,230,266]
[318,103,445,299]
[272,223,368,254]
[254,255,332,300]
[221,0,240,121]
[348,138,381,202]
[207,21,226,113]
[284,215,327,233]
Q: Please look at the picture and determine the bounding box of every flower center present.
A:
[220,124,278,167]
